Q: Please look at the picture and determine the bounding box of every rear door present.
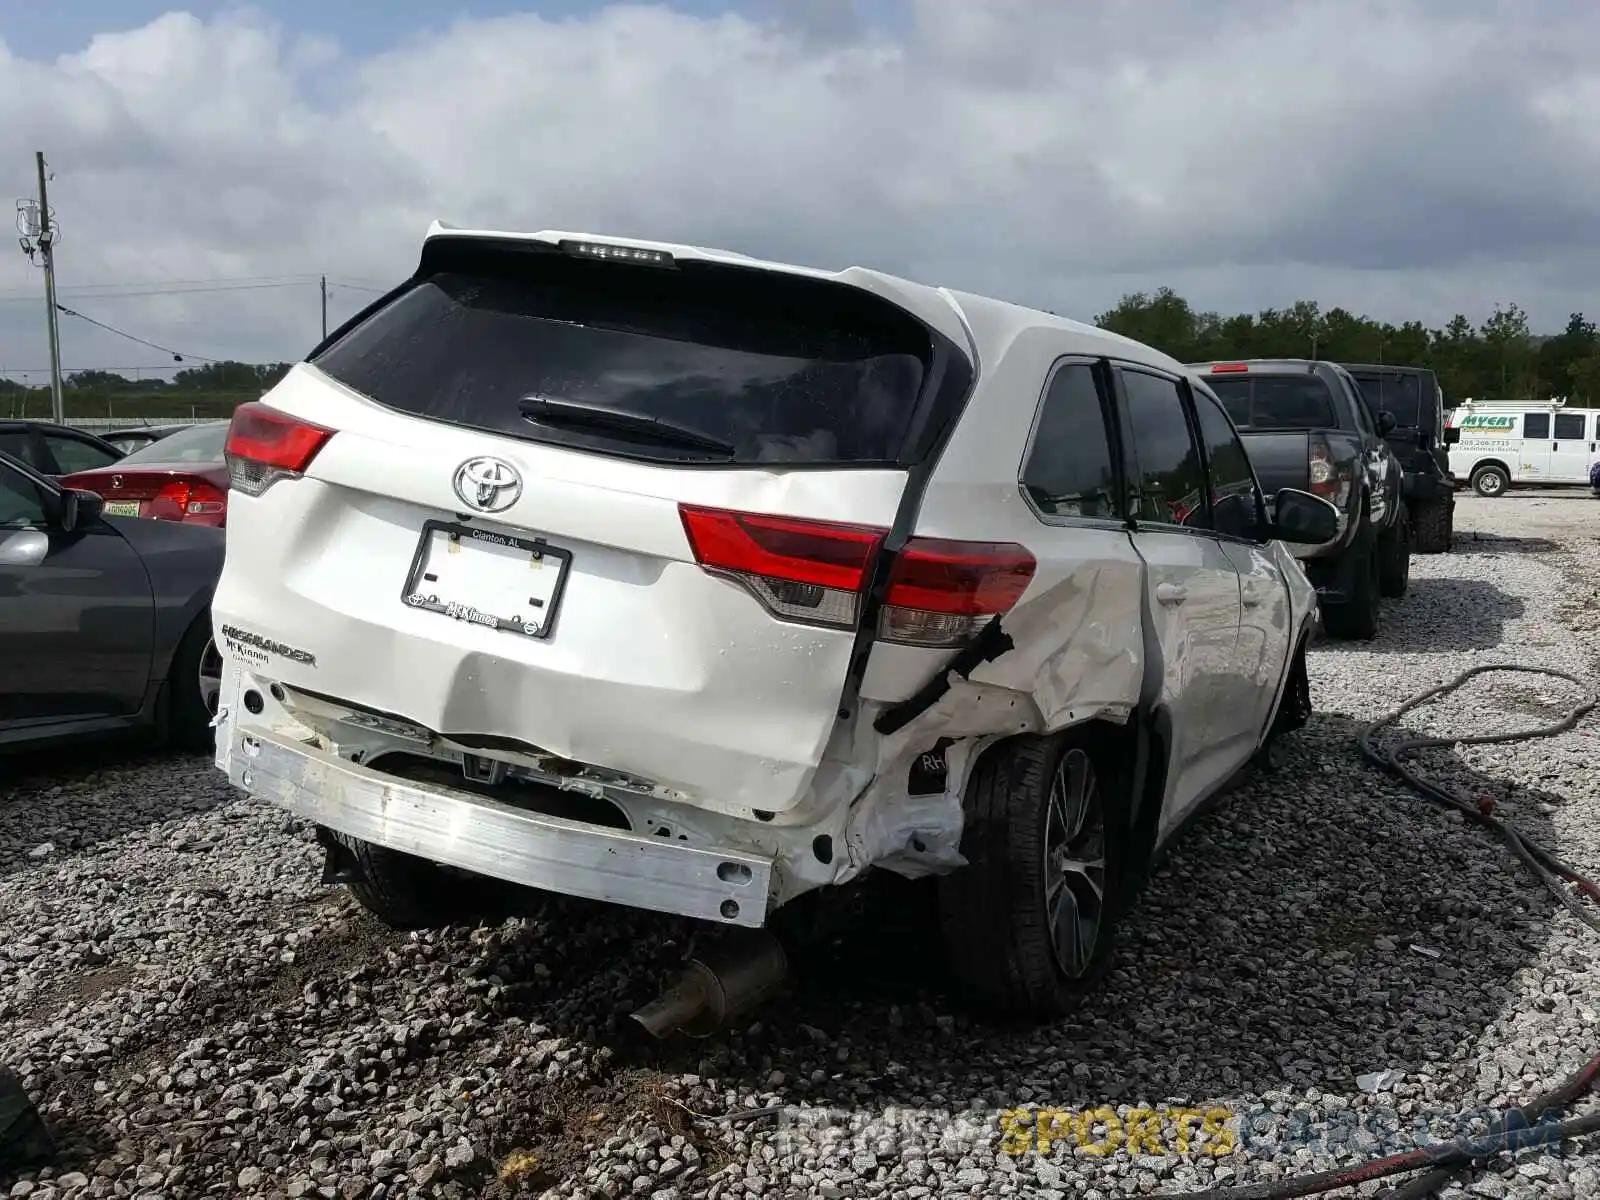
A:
[1550,410,1591,483]
[1113,366,1246,830]
[0,455,155,729]
[1189,386,1291,740]
[212,242,972,814]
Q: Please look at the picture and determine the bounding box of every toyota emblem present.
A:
[452,456,523,513]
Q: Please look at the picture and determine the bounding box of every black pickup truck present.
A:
[1188,359,1408,640]
[1338,363,1455,554]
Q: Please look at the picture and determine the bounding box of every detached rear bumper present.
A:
[223,724,774,928]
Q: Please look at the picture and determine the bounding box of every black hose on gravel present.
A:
[1163,664,1600,1200]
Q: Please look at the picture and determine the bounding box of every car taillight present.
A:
[878,538,1037,646]
[1210,363,1249,373]
[150,477,229,526]
[1308,437,1351,507]
[225,401,335,497]
[677,504,1037,648]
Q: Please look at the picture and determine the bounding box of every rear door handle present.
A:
[1156,583,1188,606]
[1242,583,1264,607]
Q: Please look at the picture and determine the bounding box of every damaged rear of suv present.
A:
[212,226,1338,1020]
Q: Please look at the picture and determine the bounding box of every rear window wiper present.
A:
[517,394,736,457]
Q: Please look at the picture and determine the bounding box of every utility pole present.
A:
[34,153,65,424]
[320,274,328,340]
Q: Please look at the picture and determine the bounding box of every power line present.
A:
[0,365,262,375]
[0,276,391,302]
[53,304,219,363]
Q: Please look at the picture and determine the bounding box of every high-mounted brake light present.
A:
[677,504,1037,648]
[1210,363,1249,373]
[224,401,335,497]
[559,239,677,269]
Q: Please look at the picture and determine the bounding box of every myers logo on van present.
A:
[1460,415,1516,430]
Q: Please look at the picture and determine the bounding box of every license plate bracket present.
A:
[400,520,572,641]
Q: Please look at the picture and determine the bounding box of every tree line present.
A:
[0,362,293,421]
[5,291,1599,419]
[1094,290,1600,406]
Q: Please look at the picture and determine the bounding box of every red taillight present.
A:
[880,538,1037,646]
[677,504,1036,647]
[1210,363,1249,373]
[678,505,883,628]
[225,401,335,496]
[1307,437,1350,507]
[149,477,229,526]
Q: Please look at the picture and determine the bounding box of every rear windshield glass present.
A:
[311,250,935,466]
[118,423,228,465]
[1206,376,1337,430]
[1350,371,1424,429]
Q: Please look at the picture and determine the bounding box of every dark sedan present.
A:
[0,448,223,752]
[0,419,126,476]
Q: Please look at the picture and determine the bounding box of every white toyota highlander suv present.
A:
[211,224,1339,1019]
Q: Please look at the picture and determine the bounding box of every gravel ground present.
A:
[4,492,1600,1200]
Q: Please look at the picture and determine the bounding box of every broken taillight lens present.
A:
[677,504,1036,648]
[225,401,335,497]
[878,537,1038,647]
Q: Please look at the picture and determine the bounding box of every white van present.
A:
[1445,398,1599,496]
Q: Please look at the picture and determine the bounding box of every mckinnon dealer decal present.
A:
[219,624,317,667]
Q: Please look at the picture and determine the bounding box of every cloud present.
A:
[1,0,1598,381]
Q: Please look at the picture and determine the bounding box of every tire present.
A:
[1411,498,1451,555]
[1471,464,1509,498]
[936,729,1133,1019]
[1321,539,1380,641]
[1377,506,1411,598]
[329,832,496,931]
[166,613,222,752]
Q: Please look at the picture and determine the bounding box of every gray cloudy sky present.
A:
[0,0,1596,382]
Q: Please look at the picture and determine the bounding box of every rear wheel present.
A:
[328,832,498,930]
[1411,497,1452,554]
[1471,464,1509,498]
[936,729,1132,1018]
[1321,541,1380,641]
[1377,508,1411,598]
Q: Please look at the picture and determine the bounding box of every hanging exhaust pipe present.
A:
[630,928,789,1039]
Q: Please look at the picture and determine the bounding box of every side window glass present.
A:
[1554,413,1585,441]
[44,434,120,474]
[0,463,50,529]
[1346,377,1376,435]
[1120,369,1210,531]
[0,432,37,467]
[1523,413,1550,440]
[1190,389,1261,541]
[1020,362,1121,521]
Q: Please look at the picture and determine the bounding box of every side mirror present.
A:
[1265,488,1342,545]
[57,488,104,533]
[1376,410,1398,436]
[1442,427,1462,445]
[0,528,49,568]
